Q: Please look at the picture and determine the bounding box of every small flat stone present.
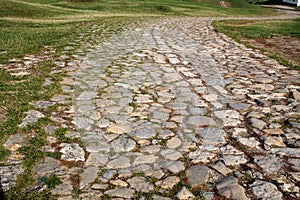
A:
[133,154,158,165]
[212,161,232,175]
[60,143,85,161]
[176,187,195,200]
[186,165,209,187]
[263,129,284,135]
[80,166,99,189]
[160,149,181,161]
[214,110,241,126]
[250,118,267,130]
[216,176,249,200]
[107,156,131,169]
[161,176,180,189]
[187,116,217,127]
[134,128,156,139]
[167,137,182,149]
[221,145,247,166]
[127,177,154,192]
[0,165,24,191]
[85,153,108,167]
[250,180,283,200]
[19,110,45,127]
[3,134,28,151]
[52,182,73,196]
[104,188,135,198]
[163,161,185,174]
[34,157,59,174]
[254,155,284,174]
[111,136,136,152]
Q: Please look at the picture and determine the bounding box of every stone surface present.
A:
[60,143,85,161]
[19,110,45,127]
[0,165,24,191]
[216,176,249,200]
[250,180,283,200]
[186,165,210,187]
[80,166,99,189]
[127,177,154,192]
[176,187,195,200]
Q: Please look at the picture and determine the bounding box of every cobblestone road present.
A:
[3,17,300,199]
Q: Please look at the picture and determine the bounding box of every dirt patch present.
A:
[245,36,300,66]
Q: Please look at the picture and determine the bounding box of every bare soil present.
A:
[245,36,300,65]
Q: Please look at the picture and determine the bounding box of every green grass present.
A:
[0,20,82,64]
[213,18,300,69]
[0,0,77,18]
[17,0,276,16]
[213,18,300,39]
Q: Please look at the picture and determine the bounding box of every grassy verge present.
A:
[18,0,276,16]
[213,18,300,69]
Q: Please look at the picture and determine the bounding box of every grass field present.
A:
[213,18,300,69]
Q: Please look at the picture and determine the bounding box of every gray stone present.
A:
[127,177,154,192]
[104,188,135,198]
[107,156,131,169]
[3,134,28,151]
[0,165,24,191]
[221,145,247,165]
[212,161,232,175]
[167,137,182,149]
[250,118,267,130]
[72,117,94,130]
[31,100,56,109]
[60,143,85,161]
[85,153,108,167]
[161,176,180,189]
[188,149,217,164]
[200,127,227,147]
[216,176,249,200]
[176,187,195,200]
[34,157,59,174]
[52,182,73,195]
[160,149,181,161]
[78,91,98,100]
[111,136,136,152]
[19,110,45,127]
[214,110,241,126]
[163,161,185,174]
[80,166,99,189]
[134,128,156,139]
[187,116,216,127]
[186,165,209,187]
[133,154,158,165]
[254,155,284,174]
[250,180,283,200]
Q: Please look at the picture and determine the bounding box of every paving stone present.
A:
[221,145,247,165]
[163,161,185,174]
[52,182,73,196]
[216,176,249,200]
[211,161,232,175]
[187,116,217,127]
[161,176,180,189]
[60,143,85,161]
[85,153,108,167]
[107,156,131,169]
[19,110,45,127]
[214,110,241,126]
[0,165,24,191]
[104,188,135,198]
[111,136,136,152]
[127,177,154,192]
[80,166,99,189]
[3,134,28,151]
[186,165,210,187]
[176,187,195,200]
[133,154,158,165]
[250,180,283,200]
[250,118,267,130]
[34,157,60,174]
[167,137,182,149]
[253,155,284,174]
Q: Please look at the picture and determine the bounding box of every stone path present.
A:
[2,17,300,199]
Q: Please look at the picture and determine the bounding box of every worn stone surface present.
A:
[4,16,300,199]
[216,176,249,200]
[186,165,210,187]
[250,180,283,200]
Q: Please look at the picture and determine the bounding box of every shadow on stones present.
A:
[0,177,6,200]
